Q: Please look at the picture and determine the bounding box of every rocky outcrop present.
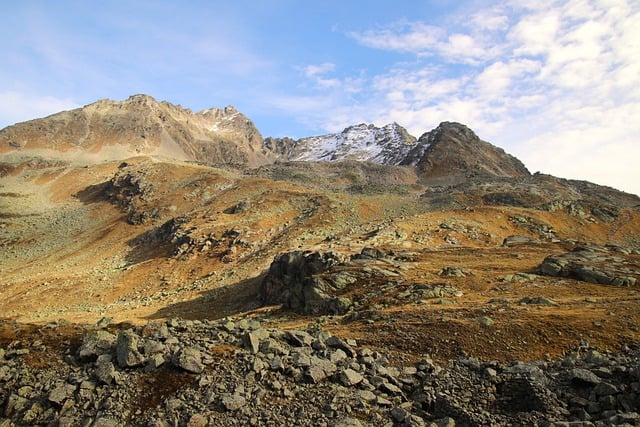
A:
[537,244,639,286]
[259,251,350,314]
[2,318,640,426]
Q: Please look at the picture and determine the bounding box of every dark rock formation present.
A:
[259,251,349,314]
[537,244,639,286]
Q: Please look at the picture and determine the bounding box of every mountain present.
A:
[0,94,272,167]
[264,122,416,164]
[405,121,530,182]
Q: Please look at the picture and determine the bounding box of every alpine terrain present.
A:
[1,95,639,426]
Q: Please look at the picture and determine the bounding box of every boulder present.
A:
[172,347,204,374]
[258,251,347,314]
[116,330,145,368]
[78,330,117,360]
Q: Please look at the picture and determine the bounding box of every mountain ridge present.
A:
[1,94,541,186]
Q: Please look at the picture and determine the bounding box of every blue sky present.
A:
[1,1,639,195]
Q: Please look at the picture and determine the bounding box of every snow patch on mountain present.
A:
[287,123,417,165]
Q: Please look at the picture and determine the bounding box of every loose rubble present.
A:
[1,318,640,426]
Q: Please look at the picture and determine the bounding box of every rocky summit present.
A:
[1,95,640,426]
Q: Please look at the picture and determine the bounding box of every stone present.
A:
[339,368,364,387]
[146,353,166,371]
[594,382,619,396]
[95,355,117,385]
[537,245,639,286]
[439,266,469,277]
[187,414,209,427]
[221,394,246,411]
[78,330,117,360]
[258,250,346,314]
[116,330,145,368]
[390,407,409,422]
[92,417,119,427]
[332,417,364,427]
[519,296,559,306]
[325,336,356,358]
[476,316,494,326]
[330,349,349,364]
[571,368,601,385]
[244,332,261,354]
[48,383,74,405]
[285,330,314,347]
[173,347,204,374]
[502,235,541,247]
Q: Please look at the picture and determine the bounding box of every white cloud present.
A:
[0,92,79,128]
[339,0,640,195]
[303,63,336,78]
[350,22,497,64]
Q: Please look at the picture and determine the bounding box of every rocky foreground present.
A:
[1,316,639,427]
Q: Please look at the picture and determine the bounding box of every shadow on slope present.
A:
[145,274,265,321]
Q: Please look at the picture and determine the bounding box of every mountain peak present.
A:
[264,122,417,164]
[0,95,269,166]
[412,121,530,182]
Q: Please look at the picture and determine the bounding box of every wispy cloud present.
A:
[335,0,640,194]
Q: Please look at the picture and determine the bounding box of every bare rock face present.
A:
[0,94,272,167]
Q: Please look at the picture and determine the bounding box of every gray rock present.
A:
[243,332,261,354]
[331,417,364,427]
[502,235,541,247]
[519,296,559,306]
[221,394,246,411]
[48,382,75,405]
[78,330,117,360]
[172,347,204,374]
[594,382,619,396]
[390,407,409,422]
[95,355,117,385]
[325,336,356,358]
[571,368,601,385]
[92,417,119,427]
[306,357,337,383]
[439,266,470,277]
[285,330,314,347]
[537,245,639,286]
[116,329,145,368]
[258,250,348,314]
[339,368,364,387]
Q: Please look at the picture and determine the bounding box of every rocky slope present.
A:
[1,95,640,426]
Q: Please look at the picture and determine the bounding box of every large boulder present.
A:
[258,251,351,314]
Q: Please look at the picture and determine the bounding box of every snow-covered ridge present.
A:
[283,122,418,165]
